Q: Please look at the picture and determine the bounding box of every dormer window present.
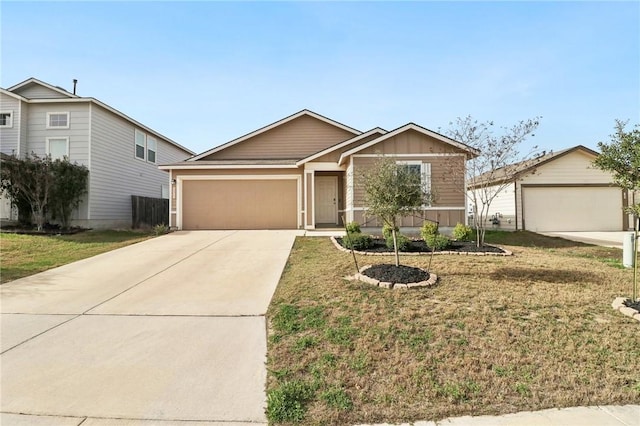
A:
[46,112,69,129]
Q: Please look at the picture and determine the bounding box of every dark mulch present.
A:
[337,237,506,254]
[623,299,640,311]
[363,264,429,284]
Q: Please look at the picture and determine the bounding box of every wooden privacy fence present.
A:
[131,195,169,228]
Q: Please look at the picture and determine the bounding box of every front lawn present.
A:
[266,232,640,425]
[0,230,153,284]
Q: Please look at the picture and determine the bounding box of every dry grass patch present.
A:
[266,233,640,425]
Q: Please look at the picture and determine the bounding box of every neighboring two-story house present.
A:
[0,78,193,228]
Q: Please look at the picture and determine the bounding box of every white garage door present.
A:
[181,179,298,230]
[523,186,622,232]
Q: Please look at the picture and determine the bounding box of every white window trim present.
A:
[135,129,146,161]
[46,137,70,160]
[146,136,157,164]
[397,160,432,206]
[0,110,13,128]
[46,111,70,129]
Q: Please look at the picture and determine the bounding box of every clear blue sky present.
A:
[2,1,638,156]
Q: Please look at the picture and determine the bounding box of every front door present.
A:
[315,176,338,224]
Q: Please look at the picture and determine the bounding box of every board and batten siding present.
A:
[515,150,616,230]
[90,105,190,226]
[0,93,21,155]
[202,115,356,160]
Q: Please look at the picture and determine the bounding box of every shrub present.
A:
[153,223,169,236]
[426,233,450,250]
[382,223,399,240]
[386,233,411,251]
[421,221,439,240]
[343,232,373,250]
[345,221,361,234]
[452,222,473,241]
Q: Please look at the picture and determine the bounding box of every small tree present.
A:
[446,116,540,247]
[0,153,55,231]
[360,156,432,267]
[50,159,89,229]
[592,119,640,301]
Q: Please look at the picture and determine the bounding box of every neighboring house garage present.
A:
[468,145,629,232]
[522,186,622,232]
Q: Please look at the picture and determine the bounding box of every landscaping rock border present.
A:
[331,236,513,256]
[612,297,640,323]
[354,265,438,290]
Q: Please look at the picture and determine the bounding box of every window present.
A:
[46,112,69,129]
[47,137,69,160]
[135,130,146,160]
[397,161,432,204]
[161,184,169,199]
[0,111,13,128]
[147,136,157,163]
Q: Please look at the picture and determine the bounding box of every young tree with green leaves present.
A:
[592,119,640,301]
[446,116,540,247]
[50,159,89,229]
[0,153,55,231]
[360,156,432,267]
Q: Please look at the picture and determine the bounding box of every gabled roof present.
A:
[296,127,388,166]
[469,145,599,188]
[0,88,28,101]
[2,78,194,156]
[8,77,79,98]
[337,122,479,165]
[188,109,361,161]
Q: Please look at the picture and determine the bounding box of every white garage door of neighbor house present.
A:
[181,179,298,230]
[523,186,622,232]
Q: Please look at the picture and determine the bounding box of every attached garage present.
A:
[180,177,300,230]
[522,186,623,232]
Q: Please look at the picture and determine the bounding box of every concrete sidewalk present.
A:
[356,405,639,426]
[1,230,299,425]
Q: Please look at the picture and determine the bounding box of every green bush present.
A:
[426,233,450,250]
[385,233,411,251]
[452,223,473,241]
[421,221,439,240]
[343,232,373,250]
[153,223,169,236]
[382,223,399,240]
[345,221,361,234]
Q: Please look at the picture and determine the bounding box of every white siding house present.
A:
[0,78,193,228]
[468,146,628,232]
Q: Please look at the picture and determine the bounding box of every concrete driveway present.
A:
[1,230,301,425]
[540,231,633,249]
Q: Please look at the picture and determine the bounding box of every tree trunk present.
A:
[391,227,400,267]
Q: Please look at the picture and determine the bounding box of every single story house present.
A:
[468,145,631,232]
[160,110,478,230]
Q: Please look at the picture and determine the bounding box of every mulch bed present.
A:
[336,237,506,254]
[362,264,429,284]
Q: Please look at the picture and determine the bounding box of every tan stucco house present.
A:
[468,145,631,232]
[160,110,478,230]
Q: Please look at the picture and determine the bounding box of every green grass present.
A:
[0,230,153,283]
[266,231,640,425]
